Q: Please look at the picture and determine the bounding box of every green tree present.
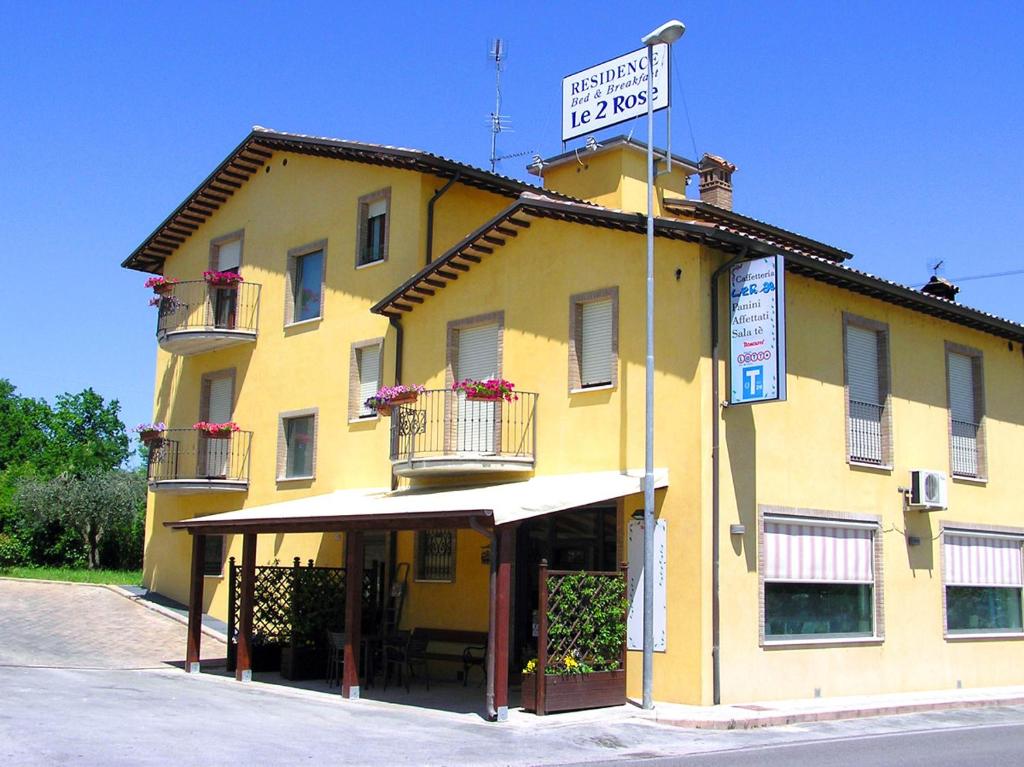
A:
[14,470,145,569]
[0,379,51,472]
[44,388,131,476]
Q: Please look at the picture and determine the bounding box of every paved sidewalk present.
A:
[653,685,1024,729]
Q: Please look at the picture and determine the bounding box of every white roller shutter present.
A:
[457,324,499,381]
[216,239,242,272]
[358,345,381,417]
[948,353,975,423]
[367,199,387,219]
[457,323,499,453]
[580,299,613,387]
[846,326,880,405]
[207,377,233,422]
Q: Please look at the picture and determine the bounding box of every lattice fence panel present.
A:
[545,570,627,673]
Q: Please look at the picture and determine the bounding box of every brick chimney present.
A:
[698,153,737,210]
[921,275,960,301]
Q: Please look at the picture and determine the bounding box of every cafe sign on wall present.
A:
[561,44,670,141]
[729,255,787,405]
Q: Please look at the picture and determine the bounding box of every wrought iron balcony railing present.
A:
[389,389,537,477]
[154,280,261,355]
[146,428,252,492]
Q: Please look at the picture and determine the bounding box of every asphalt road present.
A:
[4,579,1024,766]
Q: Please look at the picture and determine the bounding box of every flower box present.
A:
[138,429,164,443]
[365,384,425,416]
[145,276,178,295]
[153,283,175,295]
[452,378,518,403]
[193,421,240,439]
[520,669,626,714]
[200,430,234,439]
[204,270,244,289]
[466,393,502,402]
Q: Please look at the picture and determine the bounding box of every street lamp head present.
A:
[641,19,686,46]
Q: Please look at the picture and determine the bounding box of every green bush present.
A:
[0,532,30,568]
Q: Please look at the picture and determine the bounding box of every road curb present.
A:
[104,585,228,644]
[657,695,1024,729]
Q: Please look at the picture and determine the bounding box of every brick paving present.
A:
[0,579,225,669]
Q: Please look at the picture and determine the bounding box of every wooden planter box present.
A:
[227,643,280,673]
[377,391,419,416]
[521,669,626,714]
[206,280,240,290]
[152,283,175,295]
[199,430,235,440]
[139,430,164,444]
[280,644,326,681]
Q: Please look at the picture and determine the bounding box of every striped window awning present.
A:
[944,532,1023,588]
[764,518,875,584]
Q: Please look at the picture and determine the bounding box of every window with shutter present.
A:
[357,344,381,418]
[216,239,242,272]
[456,323,499,453]
[944,531,1023,633]
[570,288,618,392]
[357,189,390,266]
[580,298,613,387]
[844,321,888,465]
[762,515,879,641]
[947,348,983,478]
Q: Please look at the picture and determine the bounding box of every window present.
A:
[762,513,880,642]
[569,288,618,391]
[843,316,891,466]
[350,339,383,420]
[356,189,390,266]
[286,241,326,325]
[203,535,225,577]
[946,344,985,479]
[209,232,243,329]
[415,529,455,582]
[277,410,317,480]
[944,531,1023,634]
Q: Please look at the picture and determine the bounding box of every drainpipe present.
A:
[426,172,460,265]
[389,316,404,493]
[709,245,748,706]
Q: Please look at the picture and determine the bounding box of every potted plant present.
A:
[365,384,426,416]
[134,422,167,445]
[203,270,245,289]
[144,275,178,295]
[452,378,518,402]
[192,421,240,439]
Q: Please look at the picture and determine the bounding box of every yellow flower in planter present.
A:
[523,658,537,674]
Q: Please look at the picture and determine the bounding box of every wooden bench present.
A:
[408,628,488,686]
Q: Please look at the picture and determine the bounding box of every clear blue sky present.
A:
[1,1,1021,431]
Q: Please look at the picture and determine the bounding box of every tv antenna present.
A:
[928,258,944,277]
[487,38,532,173]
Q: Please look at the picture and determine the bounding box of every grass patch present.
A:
[0,566,142,586]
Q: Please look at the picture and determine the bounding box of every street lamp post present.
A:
[640,18,685,712]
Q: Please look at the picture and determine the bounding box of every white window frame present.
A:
[350,338,384,422]
[277,408,318,482]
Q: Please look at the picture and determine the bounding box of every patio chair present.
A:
[382,630,430,692]
[325,630,346,687]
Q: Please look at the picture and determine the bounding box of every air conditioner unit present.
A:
[909,469,948,510]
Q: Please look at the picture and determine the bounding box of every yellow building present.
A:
[124,128,1024,717]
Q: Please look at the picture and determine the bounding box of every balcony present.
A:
[147,429,252,493]
[389,389,537,478]
[154,281,260,355]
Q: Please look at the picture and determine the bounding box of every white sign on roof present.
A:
[561,44,670,142]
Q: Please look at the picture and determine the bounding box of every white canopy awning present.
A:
[168,469,668,534]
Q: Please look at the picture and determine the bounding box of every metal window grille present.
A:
[951,418,980,477]
[203,535,224,576]
[415,529,455,581]
[848,399,884,464]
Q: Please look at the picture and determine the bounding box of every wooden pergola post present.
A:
[492,524,515,722]
[342,530,364,699]
[235,532,257,682]
[185,533,206,674]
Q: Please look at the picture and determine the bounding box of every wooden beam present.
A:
[424,278,446,289]
[401,293,424,304]
[456,253,482,263]
[197,191,227,204]
[230,160,260,172]
[185,533,206,674]
[507,217,531,228]
[411,285,435,296]
[492,525,514,722]
[449,262,470,272]
[213,176,242,189]
[243,145,273,158]
[494,226,518,237]
[392,302,413,312]
[179,213,205,224]
[467,244,493,254]
[235,532,257,682]
[220,170,249,182]
[342,531,364,699]
[435,269,458,280]
[482,235,505,246]
[168,220,198,232]
[208,183,237,195]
